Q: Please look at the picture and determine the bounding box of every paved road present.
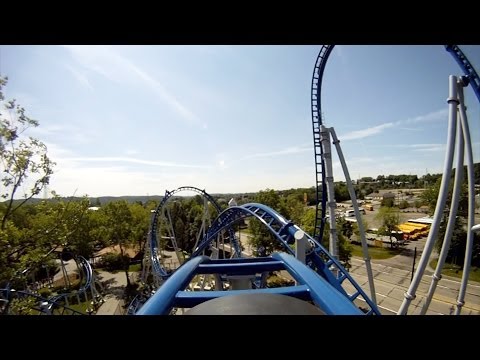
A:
[348,256,480,315]
[234,228,480,315]
[95,270,138,315]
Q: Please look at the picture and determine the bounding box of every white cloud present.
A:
[398,127,423,131]
[341,123,395,141]
[62,46,201,126]
[241,145,311,160]
[401,109,448,124]
[410,144,446,152]
[65,64,94,91]
[64,156,212,169]
[339,108,448,142]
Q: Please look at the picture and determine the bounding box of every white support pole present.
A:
[142,210,155,284]
[165,206,183,265]
[320,125,339,261]
[329,127,377,305]
[420,118,464,314]
[294,230,306,264]
[454,78,476,315]
[398,75,458,315]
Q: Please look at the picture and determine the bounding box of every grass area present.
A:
[238,227,252,235]
[350,244,402,260]
[429,259,480,283]
[101,263,142,273]
[51,273,80,288]
[68,300,92,314]
[128,263,142,272]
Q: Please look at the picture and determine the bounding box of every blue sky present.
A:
[1,45,479,198]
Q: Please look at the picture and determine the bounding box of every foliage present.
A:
[414,199,423,210]
[375,207,400,248]
[247,189,292,256]
[8,297,37,315]
[352,218,369,239]
[420,172,469,217]
[338,218,353,240]
[429,259,480,282]
[101,253,130,272]
[100,201,135,286]
[38,287,52,298]
[0,76,55,230]
[436,217,480,267]
[267,273,295,288]
[300,207,316,237]
[381,197,395,207]
[422,174,476,265]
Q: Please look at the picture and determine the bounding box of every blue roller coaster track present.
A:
[311,45,480,244]
[133,44,480,316]
[1,253,99,315]
[138,202,380,315]
[4,45,477,316]
[148,186,241,280]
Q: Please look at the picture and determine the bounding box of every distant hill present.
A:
[2,163,479,207]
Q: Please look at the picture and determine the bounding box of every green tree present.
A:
[423,175,478,265]
[100,201,135,287]
[420,178,441,214]
[352,218,370,240]
[375,207,400,248]
[320,222,352,270]
[129,202,150,252]
[300,207,316,237]
[399,200,410,209]
[414,199,423,211]
[338,218,353,241]
[63,198,98,259]
[300,208,352,269]
[0,77,56,286]
[334,183,350,202]
[0,76,55,230]
[381,197,395,207]
[285,193,305,224]
[248,189,290,256]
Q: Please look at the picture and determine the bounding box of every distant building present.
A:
[408,216,434,225]
[88,206,100,211]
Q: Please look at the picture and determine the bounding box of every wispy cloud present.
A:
[385,143,444,149]
[411,144,446,152]
[241,145,311,160]
[341,123,395,141]
[65,64,94,91]
[398,127,423,131]
[340,108,448,141]
[64,156,212,169]
[62,46,200,126]
[384,143,454,152]
[400,109,448,125]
